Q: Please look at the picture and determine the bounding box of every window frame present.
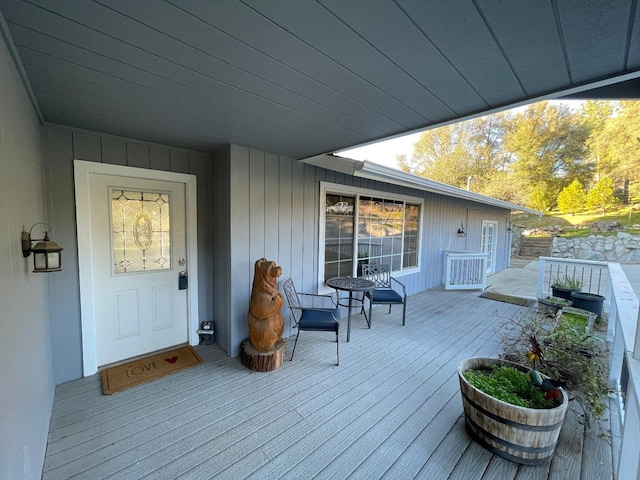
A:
[319,181,423,292]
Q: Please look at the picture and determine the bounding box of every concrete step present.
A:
[518,236,552,257]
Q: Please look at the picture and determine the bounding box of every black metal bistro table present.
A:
[325,276,375,342]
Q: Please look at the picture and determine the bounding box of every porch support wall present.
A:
[216,145,513,357]
[43,125,215,383]
[0,26,53,480]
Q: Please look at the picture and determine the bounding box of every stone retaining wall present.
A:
[552,232,640,262]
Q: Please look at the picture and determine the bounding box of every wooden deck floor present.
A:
[43,287,615,479]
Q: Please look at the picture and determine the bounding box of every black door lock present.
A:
[179,271,188,290]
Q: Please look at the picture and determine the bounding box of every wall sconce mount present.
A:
[457,222,466,237]
[21,223,63,273]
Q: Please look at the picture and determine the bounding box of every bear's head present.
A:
[253,258,282,292]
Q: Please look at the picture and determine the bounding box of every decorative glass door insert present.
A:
[111,189,171,273]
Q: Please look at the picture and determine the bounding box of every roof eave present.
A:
[300,154,542,215]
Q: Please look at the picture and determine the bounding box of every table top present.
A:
[326,276,375,292]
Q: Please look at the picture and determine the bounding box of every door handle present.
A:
[179,271,188,290]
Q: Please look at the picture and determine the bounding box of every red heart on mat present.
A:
[164,356,178,364]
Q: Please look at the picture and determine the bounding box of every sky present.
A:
[336,131,423,169]
[337,100,584,170]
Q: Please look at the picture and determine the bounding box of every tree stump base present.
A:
[241,339,285,372]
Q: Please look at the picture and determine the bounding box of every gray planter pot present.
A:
[551,286,580,301]
[570,292,605,317]
[538,296,572,315]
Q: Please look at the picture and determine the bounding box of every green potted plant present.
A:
[559,306,597,334]
[499,311,610,420]
[551,275,583,300]
[458,337,568,465]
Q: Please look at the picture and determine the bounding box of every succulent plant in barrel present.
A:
[458,334,570,464]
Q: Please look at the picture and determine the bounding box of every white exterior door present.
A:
[92,175,187,366]
[481,221,498,274]
[75,161,198,374]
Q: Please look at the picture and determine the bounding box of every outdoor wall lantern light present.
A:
[21,223,63,272]
[457,223,466,237]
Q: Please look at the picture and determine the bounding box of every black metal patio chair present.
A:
[282,277,341,366]
[361,264,407,327]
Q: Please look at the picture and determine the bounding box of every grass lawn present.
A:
[512,204,640,238]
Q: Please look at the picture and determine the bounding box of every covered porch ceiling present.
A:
[0,0,639,159]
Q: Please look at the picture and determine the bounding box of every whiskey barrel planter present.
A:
[458,358,568,465]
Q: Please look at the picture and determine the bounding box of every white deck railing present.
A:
[537,256,610,297]
[444,251,488,290]
[538,257,640,480]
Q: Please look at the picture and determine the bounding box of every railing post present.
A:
[444,253,451,286]
[618,357,640,480]
[635,307,640,360]
[607,292,618,342]
[536,257,546,299]
[609,322,625,388]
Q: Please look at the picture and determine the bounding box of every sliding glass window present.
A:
[321,184,422,283]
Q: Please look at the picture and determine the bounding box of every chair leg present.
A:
[335,332,339,366]
[362,299,369,326]
[402,301,407,326]
[290,330,301,361]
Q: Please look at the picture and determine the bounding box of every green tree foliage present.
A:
[588,101,640,188]
[397,99,636,211]
[586,176,619,214]
[501,102,591,210]
[397,113,509,192]
[557,179,587,215]
[579,100,613,133]
[528,184,556,212]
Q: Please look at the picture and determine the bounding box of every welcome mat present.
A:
[479,292,535,307]
[100,346,202,395]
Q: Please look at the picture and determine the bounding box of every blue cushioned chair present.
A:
[361,264,407,327]
[282,277,340,366]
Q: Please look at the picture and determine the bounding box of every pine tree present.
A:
[586,176,618,214]
[557,180,587,215]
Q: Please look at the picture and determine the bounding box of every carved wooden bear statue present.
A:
[247,258,284,352]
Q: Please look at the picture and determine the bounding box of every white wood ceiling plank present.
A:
[395,0,525,107]
[628,1,640,69]
[1,0,638,158]
[243,0,453,122]
[475,0,569,96]
[19,45,366,151]
[41,95,327,159]
[555,0,634,83]
[29,72,344,157]
[318,0,488,115]
[23,0,393,139]
[172,0,430,129]
[46,108,219,154]
[106,0,411,133]
[8,21,371,150]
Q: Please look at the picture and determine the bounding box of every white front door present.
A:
[75,161,198,374]
[92,175,187,366]
[481,221,498,274]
